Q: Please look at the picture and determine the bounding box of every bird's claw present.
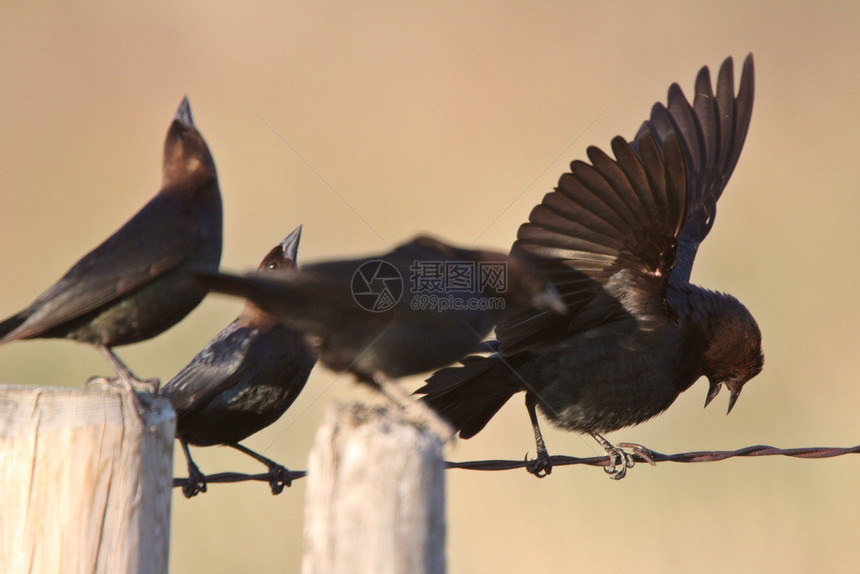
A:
[266,464,292,495]
[181,463,208,498]
[86,375,157,430]
[135,377,161,394]
[525,452,553,478]
[182,476,207,498]
[602,442,655,480]
[592,434,654,480]
[87,373,160,394]
[602,445,636,480]
[86,375,114,389]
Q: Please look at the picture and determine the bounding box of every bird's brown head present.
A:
[162,97,216,188]
[702,294,764,414]
[258,225,302,273]
[239,225,304,325]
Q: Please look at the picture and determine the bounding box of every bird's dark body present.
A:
[0,98,222,354]
[199,236,565,382]
[162,229,317,496]
[164,318,315,446]
[162,228,316,447]
[513,285,722,435]
[419,56,764,460]
[429,285,719,438]
[300,246,508,379]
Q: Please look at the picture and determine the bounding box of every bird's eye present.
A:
[267,261,279,270]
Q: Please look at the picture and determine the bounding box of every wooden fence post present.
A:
[0,384,175,574]
[303,402,446,574]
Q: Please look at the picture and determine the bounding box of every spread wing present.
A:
[496,130,687,353]
[634,54,754,285]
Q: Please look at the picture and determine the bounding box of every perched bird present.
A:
[418,55,763,479]
[0,98,223,398]
[161,227,316,498]
[195,236,566,427]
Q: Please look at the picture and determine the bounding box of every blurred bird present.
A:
[195,235,566,433]
[418,55,763,479]
[0,98,223,402]
[161,227,316,497]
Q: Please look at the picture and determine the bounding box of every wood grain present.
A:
[0,384,175,574]
[303,402,446,574]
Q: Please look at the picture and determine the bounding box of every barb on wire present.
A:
[171,443,860,490]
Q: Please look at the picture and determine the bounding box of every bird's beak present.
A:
[280,225,303,262]
[727,389,741,414]
[704,379,722,408]
[174,96,194,127]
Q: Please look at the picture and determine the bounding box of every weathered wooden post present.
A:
[0,384,175,574]
[303,402,447,574]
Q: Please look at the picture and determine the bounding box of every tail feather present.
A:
[0,311,29,344]
[416,354,522,439]
[194,269,332,333]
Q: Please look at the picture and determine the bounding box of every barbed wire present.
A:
[172,470,306,490]
[445,443,860,471]
[172,443,860,490]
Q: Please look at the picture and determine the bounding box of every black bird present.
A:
[161,226,316,497]
[418,55,763,479]
[0,98,223,398]
[195,236,566,427]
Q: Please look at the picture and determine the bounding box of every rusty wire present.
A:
[172,443,860,490]
[172,470,306,490]
[445,443,860,471]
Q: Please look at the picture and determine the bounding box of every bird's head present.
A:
[701,294,764,414]
[259,225,302,273]
[162,97,216,188]
[239,225,304,325]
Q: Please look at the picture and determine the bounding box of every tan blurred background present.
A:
[1,1,859,572]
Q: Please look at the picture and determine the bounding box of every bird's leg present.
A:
[374,373,454,442]
[228,443,291,495]
[98,345,160,393]
[89,345,160,423]
[179,439,208,498]
[373,373,411,407]
[591,433,652,480]
[524,392,552,478]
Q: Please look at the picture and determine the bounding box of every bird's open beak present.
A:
[727,389,741,414]
[704,379,722,408]
[704,379,741,414]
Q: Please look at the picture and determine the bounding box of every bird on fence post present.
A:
[161,226,317,498]
[418,55,763,480]
[195,235,567,438]
[0,98,223,412]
